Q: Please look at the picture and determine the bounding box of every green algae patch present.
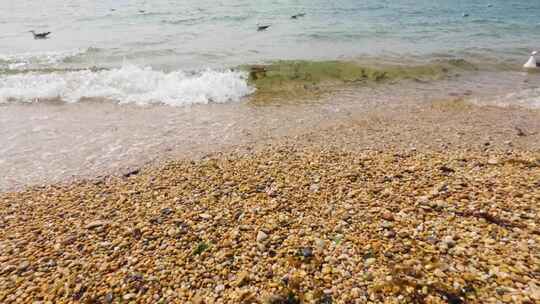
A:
[244,59,477,104]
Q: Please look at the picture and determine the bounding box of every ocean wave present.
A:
[489,87,540,109]
[0,48,100,69]
[0,64,254,106]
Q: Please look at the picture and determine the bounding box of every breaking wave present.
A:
[0,64,254,106]
[0,48,98,70]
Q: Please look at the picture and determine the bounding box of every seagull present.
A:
[29,30,51,39]
[257,24,271,31]
[523,51,540,69]
[291,13,306,19]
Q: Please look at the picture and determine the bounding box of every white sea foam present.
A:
[471,87,540,110]
[493,88,540,109]
[0,48,92,68]
[0,64,254,105]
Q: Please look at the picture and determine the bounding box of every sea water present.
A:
[1,0,540,105]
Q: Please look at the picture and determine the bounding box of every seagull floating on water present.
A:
[29,30,51,39]
[257,24,271,31]
[523,51,540,69]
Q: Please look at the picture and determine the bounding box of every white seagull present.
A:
[523,51,539,69]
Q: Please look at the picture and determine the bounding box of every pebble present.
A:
[381,211,394,221]
[488,157,499,165]
[299,247,313,258]
[84,220,108,229]
[315,238,326,249]
[199,213,212,220]
[214,284,225,293]
[381,220,393,229]
[442,235,456,248]
[18,261,30,272]
[256,231,268,242]
[365,258,376,266]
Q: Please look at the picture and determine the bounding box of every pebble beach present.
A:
[2,1,540,303]
[1,103,539,304]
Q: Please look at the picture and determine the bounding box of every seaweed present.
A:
[454,211,525,229]
[193,241,210,255]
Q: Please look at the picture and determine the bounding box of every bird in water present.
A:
[257,24,271,31]
[291,13,306,19]
[523,51,540,69]
[29,30,51,39]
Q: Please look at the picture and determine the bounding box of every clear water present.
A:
[2,0,540,70]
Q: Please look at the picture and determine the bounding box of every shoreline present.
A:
[2,95,539,192]
[1,101,539,303]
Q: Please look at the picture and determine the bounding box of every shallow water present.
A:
[1,71,539,190]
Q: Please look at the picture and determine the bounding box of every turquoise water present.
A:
[0,0,539,104]
[2,0,539,69]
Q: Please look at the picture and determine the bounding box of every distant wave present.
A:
[0,48,100,69]
[0,64,254,106]
[488,87,540,109]
[161,16,205,25]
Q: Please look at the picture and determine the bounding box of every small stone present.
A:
[214,284,225,293]
[380,221,393,229]
[299,247,313,258]
[235,271,250,286]
[365,258,376,266]
[256,231,268,243]
[199,213,212,220]
[363,272,374,281]
[122,293,136,301]
[104,293,114,303]
[487,157,499,165]
[160,208,173,216]
[322,266,332,275]
[84,220,108,229]
[433,269,446,278]
[351,287,362,298]
[417,196,430,204]
[529,282,540,300]
[315,238,326,249]
[167,228,177,237]
[384,230,396,238]
[381,211,394,221]
[442,235,456,248]
[18,261,30,272]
